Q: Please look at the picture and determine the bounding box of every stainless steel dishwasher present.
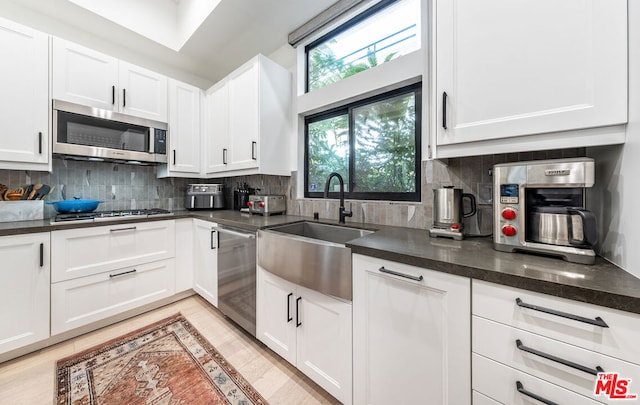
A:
[214,225,257,336]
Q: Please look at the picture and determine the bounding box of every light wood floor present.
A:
[0,295,339,404]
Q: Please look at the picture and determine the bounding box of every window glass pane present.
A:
[353,92,416,193]
[307,114,349,193]
[307,0,419,91]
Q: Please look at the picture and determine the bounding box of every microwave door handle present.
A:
[210,195,214,208]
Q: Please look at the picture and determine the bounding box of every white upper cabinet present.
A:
[203,79,229,174]
[0,17,49,171]
[435,0,628,158]
[204,54,292,177]
[52,38,168,122]
[158,79,202,176]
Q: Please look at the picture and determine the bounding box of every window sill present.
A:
[297,49,423,116]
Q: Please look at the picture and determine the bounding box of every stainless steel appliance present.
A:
[493,157,597,264]
[429,186,476,240]
[50,208,173,224]
[53,99,168,164]
[248,195,286,216]
[215,225,257,336]
[185,184,224,210]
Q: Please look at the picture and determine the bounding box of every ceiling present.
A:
[3,0,339,86]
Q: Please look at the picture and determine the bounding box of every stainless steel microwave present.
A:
[52,99,168,164]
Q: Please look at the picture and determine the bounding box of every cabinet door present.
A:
[228,60,259,170]
[296,285,352,405]
[256,267,297,366]
[168,79,201,174]
[353,254,471,405]
[51,259,175,335]
[0,18,49,168]
[193,219,218,306]
[119,61,168,122]
[52,38,119,111]
[0,233,50,355]
[204,80,230,174]
[436,0,627,150]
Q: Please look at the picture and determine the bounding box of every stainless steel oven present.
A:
[215,225,257,336]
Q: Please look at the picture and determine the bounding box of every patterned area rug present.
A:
[56,313,267,405]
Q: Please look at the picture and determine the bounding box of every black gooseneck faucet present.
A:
[324,172,352,224]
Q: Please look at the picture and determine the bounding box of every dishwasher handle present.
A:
[213,226,256,239]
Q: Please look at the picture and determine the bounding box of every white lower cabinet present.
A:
[51,259,175,335]
[352,254,471,405]
[193,219,218,306]
[257,266,352,404]
[50,220,177,335]
[0,233,50,355]
[472,280,640,404]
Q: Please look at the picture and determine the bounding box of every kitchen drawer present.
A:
[473,354,601,405]
[472,391,501,405]
[52,220,175,282]
[51,259,175,335]
[473,280,640,364]
[473,316,640,403]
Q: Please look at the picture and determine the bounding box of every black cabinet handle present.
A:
[172,149,176,165]
[378,266,423,281]
[287,293,293,322]
[122,88,126,107]
[39,243,44,267]
[516,381,559,405]
[516,339,604,376]
[296,296,302,327]
[251,141,257,160]
[112,85,115,105]
[223,148,228,165]
[210,230,217,249]
[38,132,42,154]
[442,91,448,129]
[515,298,608,328]
[109,269,137,278]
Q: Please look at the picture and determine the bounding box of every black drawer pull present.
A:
[442,91,448,129]
[109,269,137,278]
[39,243,44,267]
[122,88,126,107]
[38,132,43,154]
[378,266,423,282]
[516,339,604,376]
[516,381,559,405]
[110,226,137,232]
[296,296,302,327]
[287,292,293,322]
[516,297,609,328]
[112,85,115,105]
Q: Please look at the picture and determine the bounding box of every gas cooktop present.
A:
[51,208,173,224]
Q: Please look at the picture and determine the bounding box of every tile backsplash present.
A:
[0,148,585,226]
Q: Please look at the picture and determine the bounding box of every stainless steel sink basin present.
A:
[258,221,375,301]
[266,221,373,245]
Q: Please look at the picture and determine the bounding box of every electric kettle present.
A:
[430,186,477,240]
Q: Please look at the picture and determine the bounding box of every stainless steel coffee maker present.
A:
[430,186,477,240]
[493,157,597,264]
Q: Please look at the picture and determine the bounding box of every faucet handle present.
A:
[345,202,353,217]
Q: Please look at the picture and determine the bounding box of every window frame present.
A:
[304,82,422,202]
[304,0,411,93]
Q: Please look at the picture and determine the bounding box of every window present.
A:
[305,83,421,201]
[305,0,419,92]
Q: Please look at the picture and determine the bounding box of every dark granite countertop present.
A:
[1,210,639,315]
